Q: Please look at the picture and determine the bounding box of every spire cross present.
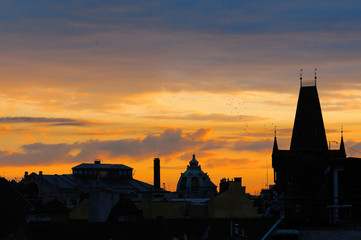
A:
[300,69,303,87]
[314,68,317,86]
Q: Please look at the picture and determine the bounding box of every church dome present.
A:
[176,154,217,197]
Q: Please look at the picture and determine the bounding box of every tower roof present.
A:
[340,127,346,157]
[290,82,328,152]
[272,136,278,156]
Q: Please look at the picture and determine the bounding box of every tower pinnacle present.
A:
[272,127,279,156]
[340,126,346,156]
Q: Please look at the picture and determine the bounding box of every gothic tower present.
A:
[272,72,354,225]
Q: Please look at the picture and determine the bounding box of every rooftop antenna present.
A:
[314,67,317,86]
[300,69,303,87]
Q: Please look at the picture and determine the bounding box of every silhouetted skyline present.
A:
[2,1,361,193]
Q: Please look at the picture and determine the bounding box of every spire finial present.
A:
[314,68,317,85]
[341,125,343,138]
[300,69,303,87]
[274,126,277,138]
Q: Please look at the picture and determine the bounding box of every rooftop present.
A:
[72,162,132,170]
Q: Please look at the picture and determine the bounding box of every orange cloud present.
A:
[22,134,37,143]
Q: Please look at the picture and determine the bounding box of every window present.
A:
[191,177,199,191]
[180,177,187,191]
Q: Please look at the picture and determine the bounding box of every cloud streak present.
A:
[0,117,93,126]
[144,113,268,122]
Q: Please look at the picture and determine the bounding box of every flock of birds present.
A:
[161,77,277,137]
[225,98,250,135]
[91,39,276,138]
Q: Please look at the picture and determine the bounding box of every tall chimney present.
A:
[154,158,160,189]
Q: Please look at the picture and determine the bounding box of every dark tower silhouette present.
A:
[153,158,160,189]
[290,84,328,152]
[272,72,361,226]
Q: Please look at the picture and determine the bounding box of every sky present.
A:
[2,1,361,193]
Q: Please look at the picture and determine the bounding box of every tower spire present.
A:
[340,126,346,156]
[300,69,303,87]
[272,126,279,156]
[341,126,343,138]
[291,72,327,152]
[314,68,317,86]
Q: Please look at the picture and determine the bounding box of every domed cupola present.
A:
[189,154,200,169]
[176,154,217,198]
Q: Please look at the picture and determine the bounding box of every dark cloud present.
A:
[187,128,212,140]
[2,3,361,98]
[200,140,228,151]
[0,128,278,166]
[0,117,92,126]
[1,0,361,116]
[0,143,73,166]
[0,128,228,166]
[3,1,361,35]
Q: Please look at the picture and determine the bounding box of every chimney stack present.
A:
[154,158,160,189]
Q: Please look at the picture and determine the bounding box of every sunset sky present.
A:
[2,1,361,193]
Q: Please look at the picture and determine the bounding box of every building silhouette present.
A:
[176,154,217,198]
[20,160,154,209]
[154,157,161,190]
[272,76,361,225]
